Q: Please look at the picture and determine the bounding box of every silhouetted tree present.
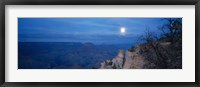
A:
[139,26,158,43]
[139,27,168,68]
[159,18,182,43]
[139,21,182,68]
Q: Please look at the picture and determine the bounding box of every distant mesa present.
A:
[83,42,95,47]
[65,42,82,45]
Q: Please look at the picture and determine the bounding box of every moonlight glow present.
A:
[120,27,126,33]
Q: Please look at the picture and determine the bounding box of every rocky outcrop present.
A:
[112,49,124,69]
[99,40,181,69]
[124,44,155,69]
[100,49,125,69]
[100,45,152,69]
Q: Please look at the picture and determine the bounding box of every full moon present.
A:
[120,27,126,33]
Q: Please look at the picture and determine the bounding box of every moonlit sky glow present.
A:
[120,27,126,33]
[18,18,171,44]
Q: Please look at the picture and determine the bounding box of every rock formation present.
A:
[123,44,149,69]
[100,46,151,69]
[112,49,124,69]
[100,49,125,69]
[100,40,180,69]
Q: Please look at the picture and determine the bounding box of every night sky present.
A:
[18,18,167,44]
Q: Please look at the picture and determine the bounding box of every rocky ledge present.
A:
[100,42,176,69]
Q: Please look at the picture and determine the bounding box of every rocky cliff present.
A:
[100,44,154,69]
[100,49,124,69]
[100,41,181,69]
